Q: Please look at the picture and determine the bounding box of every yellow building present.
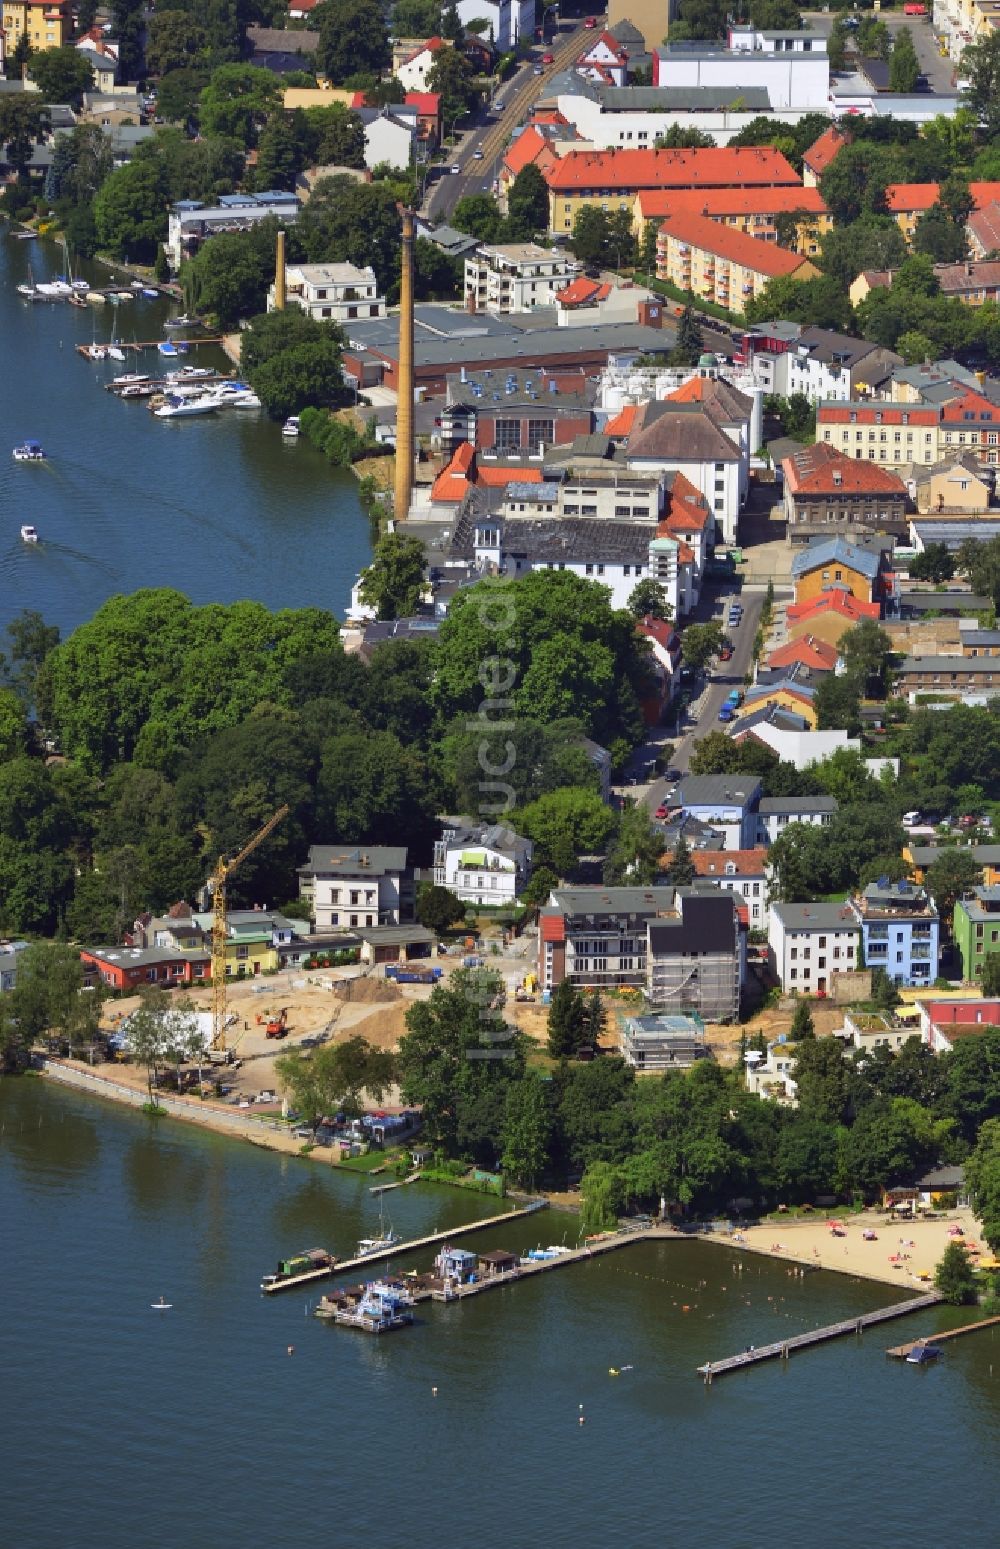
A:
[656,210,819,315]
[2,0,67,51]
[733,684,819,727]
[789,535,885,609]
[633,186,831,255]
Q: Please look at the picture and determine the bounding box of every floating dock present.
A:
[74,339,224,359]
[886,1312,1000,1359]
[698,1291,942,1382]
[262,1199,548,1294]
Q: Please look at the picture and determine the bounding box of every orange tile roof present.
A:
[605,403,639,437]
[531,109,569,126]
[431,443,545,501]
[691,848,769,877]
[476,465,544,487]
[767,636,840,672]
[676,540,695,564]
[939,387,1000,424]
[802,125,848,176]
[639,185,828,221]
[886,179,1000,214]
[782,442,906,496]
[405,91,441,113]
[545,146,799,193]
[658,212,815,279]
[504,126,554,178]
[786,592,881,623]
[556,276,610,307]
[818,402,938,426]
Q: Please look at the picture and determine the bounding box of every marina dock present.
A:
[74,339,224,359]
[886,1312,1000,1359]
[698,1292,942,1382]
[262,1199,548,1293]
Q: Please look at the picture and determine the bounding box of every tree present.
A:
[654,123,715,149]
[670,304,704,367]
[315,0,390,85]
[569,204,608,266]
[0,609,59,710]
[680,621,724,672]
[958,535,1000,610]
[820,141,896,225]
[964,1116,1000,1251]
[506,162,548,240]
[416,883,464,934]
[145,9,208,76]
[501,1070,552,1187]
[296,177,403,295]
[124,987,174,1103]
[306,102,366,168]
[254,113,305,192]
[857,15,891,60]
[427,47,479,128]
[819,215,907,292]
[441,0,463,40]
[277,1035,396,1121]
[815,673,862,736]
[667,831,695,886]
[547,977,586,1057]
[627,578,673,621]
[5,33,34,83]
[93,156,169,261]
[895,328,936,366]
[981,955,1000,997]
[156,67,209,127]
[241,309,347,419]
[889,26,920,94]
[925,848,982,921]
[182,221,281,328]
[0,97,49,178]
[934,1240,978,1304]
[962,32,1000,141]
[793,1036,851,1125]
[580,1159,625,1233]
[28,46,93,108]
[199,64,281,146]
[392,0,439,32]
[515,787,616,875]
[839,618,893,697]
[9,942,101,1055]
[908,543,955,583]
[790,1000,815,1042]
[414,237,462,301]
[913,205,968,265]
[604,801,665,885]
[451,191,505,242]
[358,532,426,621]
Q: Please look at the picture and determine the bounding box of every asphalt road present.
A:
[622,581,766,815]
[425,19,597,223]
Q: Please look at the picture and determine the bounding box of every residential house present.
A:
[76,47,117,91]
[967,200,1000,259]
[298,845,414,930]
[357,105,416,171]
[620,1012,710,1070]
[895,655,1000,702]
[80,945,209,992]
[919,996,1000,1053]
[913,454,992,513]
[433,817,533,905]
[464,242,581,315]
[2,0,66,51]
[744,1041,799,1102]
[247,24,320,72]
[663,375,755,508]
[886,181,1000,243]
[738,324,901,404]
[906,842,1000,888]
[736,676,819,728]
[801,124,847,187]
[784,588,882,646]
[670,773,763,850]
[542,145,801,237]
[816,400,945,471]
[959,624,1000,656]
[538,883,742,1020]
[764,635,840,676]
[623,400,744,543]
[656,212,819,315]
[637,615,683,710]
[395,35,448,91]
[454,0,532,53]
[730,716,861,770]
[781,442,908,536]
[852,878,939,986]
[953,886,1000,981]
[577,30,630,86]
[0,940,28,993]
[687,847,769,925]
[756,794,837,846]
[789,535,892,610]
[415,219,482,263]
[267,262,385,322]
[767,899,860,994]
[633,184,830,255]
[839,1007,923,1055]
[166,190,300,268]
[498,124,558,209]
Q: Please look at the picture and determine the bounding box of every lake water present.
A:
[0,233,373,639]
[3,1075,999,1549]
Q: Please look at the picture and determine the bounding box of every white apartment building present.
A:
[465,243,581,315]
[167,190,300,268]
[755,795,838,846]
[298,845,412,930]
[654,27,830,112]
[433,818,533,905]
[454,0,533,53]
[267,263,386,323]
[768,900,861,995]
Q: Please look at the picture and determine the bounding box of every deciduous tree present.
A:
[358,533,427,621]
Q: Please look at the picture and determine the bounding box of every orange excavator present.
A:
[266,1007,290,1040]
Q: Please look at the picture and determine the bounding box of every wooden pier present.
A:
[262,1199,548,1293]
[74,338,224,359]
[886,1312,1000,1359]
[698,1291,942,1382]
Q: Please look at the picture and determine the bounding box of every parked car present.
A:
[450,164,461,174]
[655,803,669,819]
[542,51,554,62]
[719,646,733,660]
[718,705,735,722]
[585,14,597,24]
[902,810,922,826]
[665,767,682,781]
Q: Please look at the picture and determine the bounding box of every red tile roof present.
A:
[691,848,769,877]
[767,635,840,672]
[531,109,569,126]
[939,387,999,424]
[556,276,611,307]
[786,591,881,623]
[802,125,848,176]
[886,179,1000,214]
[935,260,1000,295]
[477,465,544,487]
[431,444,545,501]
[605,403,639,438]
[782,441,907,496]
[658,212,815,279]
[640,185,828,221]
[967,201,1000,253]
[637,615,680,651]
[817,403,938,426]
[504,126,555,178]
[405,91,441,113]
[545,146,800,193]
[540,913,565,941]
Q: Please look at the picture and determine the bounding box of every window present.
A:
[527,418,554,452]
[495,418,521,452]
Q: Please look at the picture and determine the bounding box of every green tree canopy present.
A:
[506,162,549,240]
[514,786,616,875]
[145,10,208,76]
[241,309,347,419]
[314,0,390,85]
[93,155,169,261]
[199,64,281,145]
[358,533,427,621]
[28,46,93,107]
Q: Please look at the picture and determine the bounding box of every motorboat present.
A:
[158,339,190,357]
[85,344,108,361]
[71,279,90,291]
[142,288,160,298]
[154,395,217,419]
[16,282,35,298]
[906,1343,943,1365]
[12,441,46,462]
[112,372,150,388]
[107,345,126,362]
[85,292,106,304]
[165,313,195,328]
[282,416,300,439]
[20,524,39,543]
[119,383,158,399]
[209,383,261,409]
[165,365,214,383]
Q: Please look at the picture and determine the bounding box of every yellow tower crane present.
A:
[209,805,289,1054]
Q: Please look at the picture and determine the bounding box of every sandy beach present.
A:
[726,1208,985,1287]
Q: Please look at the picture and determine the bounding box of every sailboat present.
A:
[107,311,125,363]
[356,1200,399,1258]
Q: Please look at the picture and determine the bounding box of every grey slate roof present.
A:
[299,844,408,875]
[790,536,881,580]
[758,795,837,814]
[899,656,998,672]
[674,774,762,808]
[771,900,859,930]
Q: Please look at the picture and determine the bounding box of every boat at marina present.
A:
[154,394,217,419]
[282,416,300,439]
[119,383,159,399]
[357,1203,399,1257]
[906,1343,942,1365]
[85,344,108,360]
[158,339,191,357]
[85,292,106,305]
[16,281,35,298]
[20,524,39,542]
[111,372,151,388]
[165,365,214,383]
[260,1247,336,1292]
[12,440,46,461]
[207,382,262,410]
[165,314,195,328]
[321,1280,415,1333]
[142,288,160,298]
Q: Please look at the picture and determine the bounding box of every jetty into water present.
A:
[698,1291,943,1382]
[74,338,224,359]
[262,1199,549,1294]
[886,1311,1000,1359]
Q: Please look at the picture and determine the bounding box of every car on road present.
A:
[585,14,597,24]
[542,51,554,62]
[450,164,461,174]
[665,767,681,782]
[718,705,735,722]
[727,613,741,627]
[655,803,669,819]
[533,63,544,73]
[903,2,926,13]
[719,645,733,660]
[474,148,484,158]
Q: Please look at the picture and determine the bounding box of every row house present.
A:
[633,184,831,255]
[767,900,860,995]
[853,879,939,986]
[738,325,901,404]
[953,885,1000,981]
[687,847,769,925]
[885,181,1000,244]
[790,535,893,611]
[781,443,908,535]
[655,211,818,315]
[895,654,1000,703]
[816,400,944,469]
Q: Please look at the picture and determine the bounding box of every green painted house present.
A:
[953,886,1000,981]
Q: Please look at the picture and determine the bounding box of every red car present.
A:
[720,646,733,660]
[542,51,554,62]
[903,3,926,13]
[655,803,669,819]
[585,15,597,25]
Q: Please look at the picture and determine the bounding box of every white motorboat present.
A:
[85,292,106,305]
[12,441,46,462]
[16,282,35,298]
[85,344,108,361]
[154,395,217,419]
[164,366,214,383]
[71,278,90,291]
[209,383,261,409]
[20,524,39,543]
[111,372,151,388]
[282,416,300,439]
[165,313,195,328]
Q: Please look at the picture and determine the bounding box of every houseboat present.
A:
[12,441,46,461]
[260,1247,335,1292]
[20,525,39,543]
[327,1280,415,1333]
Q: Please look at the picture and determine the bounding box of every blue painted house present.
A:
[852,878,939,987]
